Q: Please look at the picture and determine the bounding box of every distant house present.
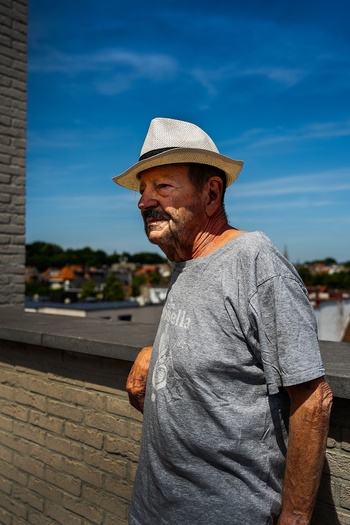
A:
[139,284,168,305]
[88,268,107,287]
[135,263,172,280]
[41,265,84,290]
[109,269,132,286]
[110,262,136,286]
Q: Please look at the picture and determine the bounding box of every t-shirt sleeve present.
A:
[248,273,325,394]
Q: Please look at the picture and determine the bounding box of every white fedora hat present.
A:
[112,117,244,191]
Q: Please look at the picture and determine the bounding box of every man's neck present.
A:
[160,224,247,263]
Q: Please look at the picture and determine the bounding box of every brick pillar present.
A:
[0,0,27,308]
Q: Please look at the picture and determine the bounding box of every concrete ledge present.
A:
[319,340,350,400]
[0,307,158,361]
[0,307,349,398]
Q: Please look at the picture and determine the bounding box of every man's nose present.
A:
[138,189,158,210]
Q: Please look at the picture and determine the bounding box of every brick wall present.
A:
[0,0,27,308]
[1,339,350,524]
[0,340,141,525]
[312,398,350,525]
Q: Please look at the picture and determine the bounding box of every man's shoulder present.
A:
[224,230,274,258]
[222,231,299,283]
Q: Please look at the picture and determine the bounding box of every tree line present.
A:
[296,267,350,290]
[26,241,167,272]
[295,258,350,290]
[26,243,350,293]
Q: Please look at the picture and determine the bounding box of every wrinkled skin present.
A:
[137,164,242,262]
[276,377,333,525]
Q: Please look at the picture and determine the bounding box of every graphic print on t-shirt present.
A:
[151,329,172,401]
[151,297,192,402]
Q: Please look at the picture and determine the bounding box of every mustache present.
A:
[142,209,171,221]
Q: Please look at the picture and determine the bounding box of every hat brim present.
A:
[112,148,244,191]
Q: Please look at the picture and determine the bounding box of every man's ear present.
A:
[206,177,223,216]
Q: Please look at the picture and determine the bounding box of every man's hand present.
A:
[126,346,153,413]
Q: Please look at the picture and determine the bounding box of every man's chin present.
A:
[145,228,173,247]
[146,232,165,245]
[147,235,161,246]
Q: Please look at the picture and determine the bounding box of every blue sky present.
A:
[27,0,350,263]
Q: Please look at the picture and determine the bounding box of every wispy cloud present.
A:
[191,64,237,96]
[29,47,176,74]
[27,126,125,151]
[191,63,306,97]
[94,50,177,94]
[94,49,176,76]
[241,66,305,87]
[225,120,350,150]
[29,44,309,99]
[311,214,350,224]
[231,198,335,213]
[234,169,350,198]
[29,47,178,94]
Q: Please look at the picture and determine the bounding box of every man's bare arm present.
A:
[126,346,153,413]
[277,376,333,525]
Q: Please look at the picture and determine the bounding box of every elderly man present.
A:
[113,118,332,525]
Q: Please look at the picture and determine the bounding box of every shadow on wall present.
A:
[2,340,132,392]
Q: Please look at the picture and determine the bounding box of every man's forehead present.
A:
[138,163,190,181]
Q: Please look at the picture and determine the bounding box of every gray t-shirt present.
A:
[129,232,324,525]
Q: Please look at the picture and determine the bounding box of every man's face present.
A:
[138,164,206,253]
